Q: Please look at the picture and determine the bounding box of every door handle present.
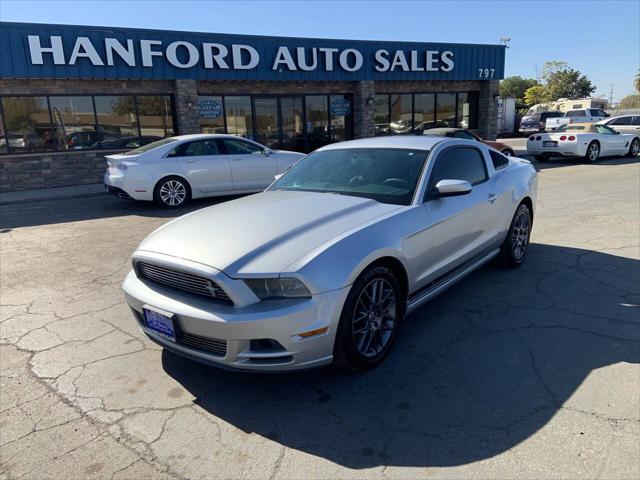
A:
[488,193,498,203]
[233,158,242,162]
[185,160,196,164]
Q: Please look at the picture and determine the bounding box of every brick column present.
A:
[478,80,499,140]
[173,79,200,135]
[353,80,376,139]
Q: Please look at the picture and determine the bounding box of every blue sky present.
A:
[1,0,638,102]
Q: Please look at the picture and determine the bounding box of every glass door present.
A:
[280,97,305,152]
[254,97,279,148]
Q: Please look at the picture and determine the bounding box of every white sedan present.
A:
[527,123,640,162]
[122,136,537,371]
[104,134,306,207]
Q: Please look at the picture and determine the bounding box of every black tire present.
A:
[584,141,600,163]
[534,154,550,162]
[502,149,515,157]
[153,176,191,208]
[498,203,532,268]
[626,138,640,157]
[333,266,405,371]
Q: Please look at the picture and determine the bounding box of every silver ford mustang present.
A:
[123,136,537,371]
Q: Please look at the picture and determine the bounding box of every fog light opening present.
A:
[250,338,286,352]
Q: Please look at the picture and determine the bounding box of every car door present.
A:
[172,139,234,193]
[220,138,276,191]
[415,145,502,286]
[594,125,626,155]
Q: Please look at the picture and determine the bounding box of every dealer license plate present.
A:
[143,307,176,342]
[543,141,557,147]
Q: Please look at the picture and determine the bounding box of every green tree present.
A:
[619,94,640,109]
[635,71,640,93]
[524,85,550,105]
[541,61,595,100]
[500,76,539,102]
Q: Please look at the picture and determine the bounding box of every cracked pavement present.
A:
[1,157,639,479]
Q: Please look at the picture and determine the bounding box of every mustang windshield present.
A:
[270,148,428,205]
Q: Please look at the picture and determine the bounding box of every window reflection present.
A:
[414,94,435,131]
[254,98,279,148]
[389,94,412,134]
[374,95,389,136]
[436,93,456,128]
[138,96,174,138]
[224,96,253,138]
[95,96,138,147]
[49,96,96,149]
[306,95,328,151]
[2,96,53,151]
[199,96,225,134]
[280,97,304,152]
[330,95,353,143]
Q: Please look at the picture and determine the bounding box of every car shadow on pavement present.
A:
[533,155,639,170]
[0,194,247,230]
[161,243,639,469]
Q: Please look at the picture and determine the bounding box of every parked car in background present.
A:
[527,123,639,162]
[519,111,563,135]
[423,127,515,156]
[545,108,609,131]
[122,135,537,371]
[92,135,162,150]
[66,130,120,149]
[596,115,640,135]
[104,134,306,208]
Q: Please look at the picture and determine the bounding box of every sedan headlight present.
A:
[244,277,311,300]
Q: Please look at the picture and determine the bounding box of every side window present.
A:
[566,110,586,117]
[428,147,488,198]
[611,116,631,126]
[633,116,640,126]
[595,125,615,135]
[170,139,220,157]
[489,150,509,170]
[221,139,263,155]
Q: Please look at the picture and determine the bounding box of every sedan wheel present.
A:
[498,203,532,268]
[627,138,640,157]
[334,266,404,370]
[155,177,190,208]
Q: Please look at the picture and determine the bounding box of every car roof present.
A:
[169,133,258,142]
[422,128,458,135]
[317,135,445,151]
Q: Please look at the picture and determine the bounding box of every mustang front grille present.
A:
[135,261,232,304]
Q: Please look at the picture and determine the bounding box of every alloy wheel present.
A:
[632,139,639,156]
[352,278,397,357]
[588,143,599,162]
[511,206,530,261]
[159,180,187,206]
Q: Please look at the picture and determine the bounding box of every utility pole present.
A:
[609,84,614,108]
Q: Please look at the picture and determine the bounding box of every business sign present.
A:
[0,22,505,81]
[331,98,351,116]
[199,99,222,119]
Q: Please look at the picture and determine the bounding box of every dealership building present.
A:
[0,22,505,192]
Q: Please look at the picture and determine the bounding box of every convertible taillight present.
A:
[535,135,542,141]
[529,136,535,141]
[568,135,576,141]
[560,135,567,141]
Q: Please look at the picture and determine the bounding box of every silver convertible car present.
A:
[123,136,537,371]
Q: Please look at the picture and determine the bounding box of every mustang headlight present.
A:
[244,277,311,300]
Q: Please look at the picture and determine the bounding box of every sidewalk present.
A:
[0,183,106,205]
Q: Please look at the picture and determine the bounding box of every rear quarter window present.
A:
[489,150,509,170]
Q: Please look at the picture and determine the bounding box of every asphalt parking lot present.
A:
[1,154,639,479]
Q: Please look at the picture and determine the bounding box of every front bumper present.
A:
[123,270,350,371]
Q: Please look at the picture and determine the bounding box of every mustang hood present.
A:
[137,191,401,276]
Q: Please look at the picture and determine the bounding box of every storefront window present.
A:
[330,95,353,143]
[199,96,225,134]
[0,115,6,154]
[457,92,478,129]
[280,97,304,152]
[95,96,138,141]
[374,95,390,136]
[49,96,96,149]
[224,96,253,138]
[414,94,435,131]
[138,96,174,138]
[436,93,456,128]
[1,96,53,152]
[306,95,328,151]
[389,94,413,134]
[254,97,279,148]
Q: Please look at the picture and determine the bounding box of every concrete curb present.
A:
[0,184,107,205]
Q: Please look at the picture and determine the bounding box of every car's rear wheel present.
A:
[333,266,404,371]
[627,138,640,157]
[154,176,191,208]
[498,203,532,268]
[584,141,600,163]
[534,154,550,162]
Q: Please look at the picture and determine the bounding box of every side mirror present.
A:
[263,148,273,156]
[434,179,472,197]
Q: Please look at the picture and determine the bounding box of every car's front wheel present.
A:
[154,176,191,208]
[627,138,640,157]
[584,141,600,163]
[333,266,404,371]
[499,202,532,268]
